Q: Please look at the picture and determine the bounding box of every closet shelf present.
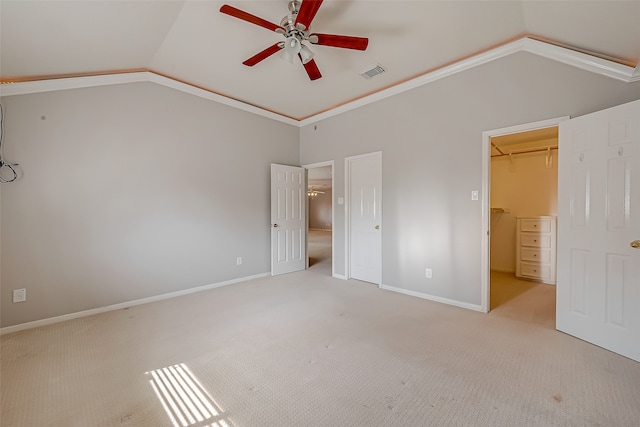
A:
[491,207,511,213]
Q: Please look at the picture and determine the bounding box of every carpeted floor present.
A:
[308,229,332,273]
[489,270,557,329]
[1,233,639,426]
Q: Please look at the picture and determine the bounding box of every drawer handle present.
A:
[533,254,537,257]
[534,239,537,242]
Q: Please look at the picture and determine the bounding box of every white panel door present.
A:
[348,152,382,285]
[557,99,640,362]
[271,164,306,276]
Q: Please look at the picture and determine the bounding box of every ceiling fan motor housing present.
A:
[278,0,314,64]
[280,1,309,38]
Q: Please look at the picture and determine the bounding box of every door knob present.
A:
[375,225,380,230]
[631,240,640,249]
[272,224,279,228]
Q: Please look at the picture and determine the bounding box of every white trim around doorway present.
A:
[303,160,336,278]
[480,116,569,313]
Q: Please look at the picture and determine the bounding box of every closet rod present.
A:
[491,146,557,158]
[490,142,505,155]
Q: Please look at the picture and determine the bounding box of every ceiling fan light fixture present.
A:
[299,44,315,64]
[281,36,301,64]
[307,188,324,197]
[281,50,294,64]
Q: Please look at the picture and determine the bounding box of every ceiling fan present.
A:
[308,187,325,197]
[219,0,369,80]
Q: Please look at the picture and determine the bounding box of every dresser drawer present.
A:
[520,248,552,263]
[519,263,552,280]
[520,218,551,233]
[516,217,557,284]
[520,234,551,248]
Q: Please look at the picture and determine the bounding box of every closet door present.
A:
[347,152,382,285]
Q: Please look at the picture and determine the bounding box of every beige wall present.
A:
[309,189,332,230]
[490,147,558,272]
[0,82,299,327]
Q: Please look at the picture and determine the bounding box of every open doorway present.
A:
[481,117,568,327]
[489,127,558,327]
[304,161,333,275]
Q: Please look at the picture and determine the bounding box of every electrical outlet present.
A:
[13,288,26,303]
[425,268,432,279]
[236,257,242,265]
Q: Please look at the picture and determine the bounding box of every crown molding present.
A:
[144,72,300,126]
[0,71,301,126]
[0,71,149,96]
[297,37,638,126]
[520,38,638,83]
[1,37,637,127]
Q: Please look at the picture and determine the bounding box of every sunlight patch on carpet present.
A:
[146,363,231,427]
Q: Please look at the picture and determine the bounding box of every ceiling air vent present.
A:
[361,64,386,79]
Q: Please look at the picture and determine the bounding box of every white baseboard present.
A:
[332,273,347,280]
[0,272,270,335]
[379,284,483,312]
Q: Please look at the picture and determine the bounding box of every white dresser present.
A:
[516,216,557,285]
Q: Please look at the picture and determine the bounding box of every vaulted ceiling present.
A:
[1,1,639,124]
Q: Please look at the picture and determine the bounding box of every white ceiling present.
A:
[1,1,639,122]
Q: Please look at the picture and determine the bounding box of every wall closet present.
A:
[490,127,558,283]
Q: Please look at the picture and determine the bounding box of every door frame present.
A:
[303,160,335,276]
[480,117,569,313]
[345,151,383,285]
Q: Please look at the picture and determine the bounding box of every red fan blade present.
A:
[310,33,369,50]
[220,4,283,33]
[300,56,322,81]
[294,0,323,30]
[243,43,282,66]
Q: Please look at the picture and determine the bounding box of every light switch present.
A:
[337,197,344,205]
[471,191,479,201]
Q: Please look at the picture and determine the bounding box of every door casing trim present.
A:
[480,117,569,312]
